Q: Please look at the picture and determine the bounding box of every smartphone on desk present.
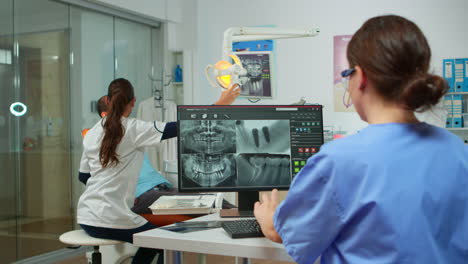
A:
[162,221,222,233]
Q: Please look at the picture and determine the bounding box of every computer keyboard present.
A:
[221,219,265,239]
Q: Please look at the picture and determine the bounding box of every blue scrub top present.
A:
[274,122,468,264]
[135,153,173,198]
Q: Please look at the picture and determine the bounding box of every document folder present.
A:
[443,59,454,93]
[464,58,468,92]
[452,94,463,128]
[444,95,453,128]
[454,59,465,93]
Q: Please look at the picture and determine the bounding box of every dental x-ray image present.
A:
[181,153,237,187]
[179,118,291,189]
[236,120,291,154]
[179,119,237,188]
[179,120,237,154]
[235,52,272,98]
[236,154,291,187]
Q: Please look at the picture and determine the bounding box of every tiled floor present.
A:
[0,216,74,262]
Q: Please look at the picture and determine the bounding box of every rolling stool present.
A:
[59,230,123,264]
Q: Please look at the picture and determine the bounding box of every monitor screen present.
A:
[177,105,324,216]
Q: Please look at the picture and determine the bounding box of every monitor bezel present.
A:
[176,104,324,193]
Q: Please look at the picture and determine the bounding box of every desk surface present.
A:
[133,213,293,262]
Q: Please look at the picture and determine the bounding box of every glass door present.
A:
[0,0,73,260]
[0,0,165,261]
[0,0,16,262]
[14,0,72,259]
[15,29,73,259]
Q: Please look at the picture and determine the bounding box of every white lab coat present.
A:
[77,117,166,228]
[136,97,177,173]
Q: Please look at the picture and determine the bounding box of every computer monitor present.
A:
[177,105,324,217]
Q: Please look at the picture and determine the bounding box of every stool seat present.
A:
[59,230,122,246]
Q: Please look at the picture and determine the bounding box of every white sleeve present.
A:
[79,151,91,173]
[133,120,167,148]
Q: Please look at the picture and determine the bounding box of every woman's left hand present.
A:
[254,189,283,243]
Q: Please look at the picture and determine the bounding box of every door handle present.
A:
[9,102,27,117]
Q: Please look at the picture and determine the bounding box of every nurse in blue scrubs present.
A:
[254,15,468,264]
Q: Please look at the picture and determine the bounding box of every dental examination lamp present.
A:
[206,54,246,89]
[205,26,320,89]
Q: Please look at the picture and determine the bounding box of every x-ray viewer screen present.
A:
[177,105,324,192]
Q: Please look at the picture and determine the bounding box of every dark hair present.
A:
[347,15,448,111]
[99,78,135,167]
[96,95,108,118]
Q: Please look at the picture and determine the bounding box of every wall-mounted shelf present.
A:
[447,128,468,131]
[447,92,468,95]
[443,58,468,143]
[168,51,185,105]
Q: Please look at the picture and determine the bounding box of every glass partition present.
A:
[115,18,153,116]
[0,0,164,261]
[0,0,16,262]
[11,0,72,260]
[69,8,115,214]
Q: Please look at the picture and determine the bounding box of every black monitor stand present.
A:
[220,191,258,218]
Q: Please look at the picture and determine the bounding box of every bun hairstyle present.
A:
[99,78,135,167]
[346,15,448,112]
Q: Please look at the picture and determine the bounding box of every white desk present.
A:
[133,213,294,263]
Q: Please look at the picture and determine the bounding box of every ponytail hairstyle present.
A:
[99,78,135,167]
[347,15,448,112]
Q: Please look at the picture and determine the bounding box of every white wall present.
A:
[192,0,468,135]
[166,0,197,52]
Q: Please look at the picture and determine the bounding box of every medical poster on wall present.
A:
[333,35,355,112]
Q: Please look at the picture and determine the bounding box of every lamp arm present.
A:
[205,65,220,88]
[232,34,317,42]
[222,26,320,60]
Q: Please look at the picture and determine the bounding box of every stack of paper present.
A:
[149,195,217,215]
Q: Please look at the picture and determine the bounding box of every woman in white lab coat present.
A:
[77,78,239,264]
